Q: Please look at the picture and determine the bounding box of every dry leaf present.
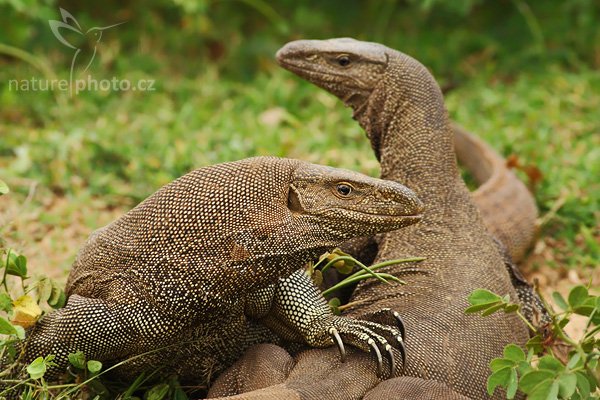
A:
[11,295,42,328]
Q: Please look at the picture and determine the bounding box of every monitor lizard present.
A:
[208,39,541,400]
[10,156,424,393]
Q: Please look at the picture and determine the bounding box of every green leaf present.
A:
[504,303,520,313]
[465,300,502,313]
[14,325,25,340]
[37,278,52,304]
[481,302,507,316]
[0,179,9,195]
[558,372,577,398]
[568,285,588,308]
[519,370,555,393]
[0,293,13,312]
[333,257,355,275]
[0,316,17,335]
[328,297,341,315]
[328,297,341,307]
[552,292,569,311]
[6,253,27,278]
[87,360,102,374]
[517,360,533,376]
[27,356,47,379]
[487,366,513,396]
[44,354,56,367]
[48,284,66,309]
[506,368,519,399]
[468,289,502,305]
[68,351,86,369]
[538,355,564,372]
[528,380,559,400]
[503,344,525,362]
[575,371,591,399]
[566,353,582,369]
[581,339,595,353]
[588,354,599,370]
[490,357,515,372]
[145,383,169,400]
[573,304,595,317]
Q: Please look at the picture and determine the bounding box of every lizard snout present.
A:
[379,182,424,217]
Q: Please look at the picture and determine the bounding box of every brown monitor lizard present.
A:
[208,39,540,399]
[8,156,425,394]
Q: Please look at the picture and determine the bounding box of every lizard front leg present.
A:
[16,294,177,382]
[246,269,406,377]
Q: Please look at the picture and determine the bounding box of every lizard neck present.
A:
[356,53,464,215]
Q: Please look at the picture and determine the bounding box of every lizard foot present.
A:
[316,310,406,378]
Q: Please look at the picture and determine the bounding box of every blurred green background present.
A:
[0,0,598,280]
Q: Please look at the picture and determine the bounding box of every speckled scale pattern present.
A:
[205,38,542,399]
[17,156,422,389]
[259,270,404,357]
[287,38,530,399]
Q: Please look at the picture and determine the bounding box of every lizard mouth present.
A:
[364,213,423,222]
[331,209,424,223]
[340,211,424,233]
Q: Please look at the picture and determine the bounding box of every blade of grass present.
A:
[347,257,426,280]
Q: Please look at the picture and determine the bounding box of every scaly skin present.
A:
[209,39,533,400]
[324,125,539,266]
[7,157,423,395]
[453,124,538,262]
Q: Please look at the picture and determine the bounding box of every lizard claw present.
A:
[368,339,383,377]
[397,339,406,374]
[385,344,395,376]
[305,308,406,378]
[393,311,406,342]
[319,316,404,377]
[329,327,346,362]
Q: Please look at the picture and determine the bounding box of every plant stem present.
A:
[346,257,425,280]
[516,309,537,333]
[0,377,33,396]
[337,298,369,312]
[321,256,387,285]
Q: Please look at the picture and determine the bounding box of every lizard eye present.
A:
[336,183,353,196]
[337,55,351,67]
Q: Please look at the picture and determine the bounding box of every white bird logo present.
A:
[49,8,125,83]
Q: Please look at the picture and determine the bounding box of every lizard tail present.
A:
[453,123,538,262]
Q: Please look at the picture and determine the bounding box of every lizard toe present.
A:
[322,316,405,377]
[368,338,383,377]
[328,326,346,362]
[360,307,406,343]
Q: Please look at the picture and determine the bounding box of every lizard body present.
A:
[209,39,536,399]
[14,156,423,390]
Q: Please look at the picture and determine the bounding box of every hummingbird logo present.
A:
[49,8,124,85]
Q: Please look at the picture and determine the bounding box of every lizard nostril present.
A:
[413,198,425,213]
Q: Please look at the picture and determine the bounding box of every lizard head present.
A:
[276,38,446,165]
[288,162,423,240]
[276,38,388,121]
